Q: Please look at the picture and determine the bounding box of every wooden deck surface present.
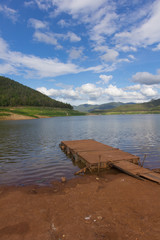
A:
[60,139,160,184]
[61,139,115,152]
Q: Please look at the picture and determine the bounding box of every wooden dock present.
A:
[60,139,160,184]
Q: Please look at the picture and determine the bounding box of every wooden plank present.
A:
[139,172,160,184]
[61,139,117,152]
[77,151,139,165]
[60,139,160,183]
[111,160,160,183]
[108,160,144,180]
[111,161,150,174]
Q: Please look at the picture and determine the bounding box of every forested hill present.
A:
[0,76,72,109]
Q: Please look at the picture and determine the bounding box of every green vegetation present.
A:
[0,76,87,119]
[90,99,160,115]
[74,102,126,112]
[0,112,11,116]
[0,106,86,119]
[1,76,160,118]
[0,76,72,109]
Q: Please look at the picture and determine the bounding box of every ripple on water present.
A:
[0,115,160,185]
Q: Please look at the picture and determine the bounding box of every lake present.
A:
[0,114,160,185]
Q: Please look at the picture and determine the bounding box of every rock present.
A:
[61,177,67,183]
[85,215,91,220]
[51,223,57,231]
[31,189,37,194]
[97,216,103,220]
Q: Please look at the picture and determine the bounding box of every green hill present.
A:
[74,104,99,112]
[74,102,128,112]
[91,99,160,114]
[0,76,72,109]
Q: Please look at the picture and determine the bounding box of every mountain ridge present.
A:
[0,76,72,109]
[74,102,135,112]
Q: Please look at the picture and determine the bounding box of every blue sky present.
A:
[0,0,160,105]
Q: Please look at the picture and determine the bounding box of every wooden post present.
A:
[98,155,101,175]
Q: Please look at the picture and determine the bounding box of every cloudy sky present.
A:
[0,0,160,105]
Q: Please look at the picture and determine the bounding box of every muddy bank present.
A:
[0,170,160,240]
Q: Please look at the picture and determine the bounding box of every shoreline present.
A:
[0,113,51,121]
[1,112,160,121]
[0,170,160,240]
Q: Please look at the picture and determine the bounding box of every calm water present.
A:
[0,114,160,185]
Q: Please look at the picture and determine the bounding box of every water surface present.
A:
[0,114,160,185]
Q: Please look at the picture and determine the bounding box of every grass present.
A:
[0,112,11,116]
[91,110,160,115]
[0,106,86,119]
[90,103,160,115]
[1,105,160,120]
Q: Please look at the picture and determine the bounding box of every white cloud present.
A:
[0,64,16,75]
[128,54,135,60]
[124,84,141,91]
[0,4,18,22]
[0,37,111,78]
[66,32,81,42]
[24,1,35,7]
[117,58,130,63]
[90,11,118,43]
[104,84,124,97]
[132,72,160,85]
[97,74,113,84]
[94,45,130,65]
[140,85,158,97]
[37,86,79,100]
[33,31,61,48]
[35,0,117,46]
[0,37,83,78]
[86,63,116,73]
[29,20,80,46]
[58,19,70,27]
[152,43,160,51]
[115,0,160,47]
[0,37,9,53]
[34,0,51,10]
[36,81,159,105]
[101,48,119,62]
[28,18,49,29]
[68,47,84,60]
[52,0,106,15]
[116,45,137,52]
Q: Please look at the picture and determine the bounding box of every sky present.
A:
[0,0,160,105]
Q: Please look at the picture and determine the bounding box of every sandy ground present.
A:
[0,170,160,240]
[0,113,50,121]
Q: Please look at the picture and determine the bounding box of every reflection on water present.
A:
[0,114,160,185]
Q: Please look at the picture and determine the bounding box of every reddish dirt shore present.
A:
[0,170,160,240]
[0,113,50,121]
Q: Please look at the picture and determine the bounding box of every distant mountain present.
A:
[74,102,132,112]
[144,98,160,107]
[0,76,72,109]
[74,104,99,112]
[91,99,160,114]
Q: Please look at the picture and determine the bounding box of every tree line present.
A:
[0,76,73,109]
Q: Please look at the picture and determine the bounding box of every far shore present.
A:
[1,111,160,121]
[0,106,86,121]
[0,170,160,240]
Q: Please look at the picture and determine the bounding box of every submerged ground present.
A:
[0,170,160,240]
